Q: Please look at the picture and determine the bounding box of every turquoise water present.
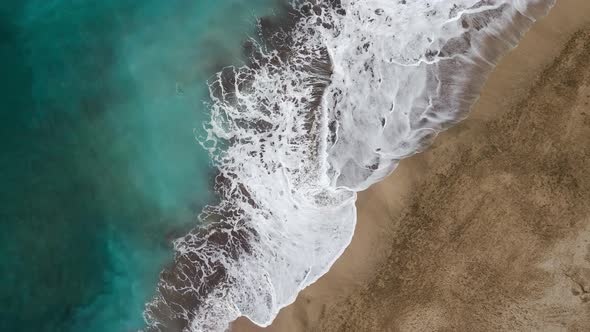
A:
[0,1,281,331]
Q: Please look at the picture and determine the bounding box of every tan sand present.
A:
[233,0,590,330]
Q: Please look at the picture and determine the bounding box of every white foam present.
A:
[143,1,555,331]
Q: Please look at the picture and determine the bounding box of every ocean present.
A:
[0,1,281,331]
[1,1,557,332]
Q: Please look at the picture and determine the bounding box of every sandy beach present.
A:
[233,0,590,330]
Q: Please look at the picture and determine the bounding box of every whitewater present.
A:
[143,1,556,331]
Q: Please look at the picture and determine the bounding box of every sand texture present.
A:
[233,0,590,330]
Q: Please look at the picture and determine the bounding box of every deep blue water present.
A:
[0,1,280,331]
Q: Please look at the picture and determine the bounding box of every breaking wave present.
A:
[143,1,555,331]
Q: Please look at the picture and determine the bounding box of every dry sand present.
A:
[233,1,590,330]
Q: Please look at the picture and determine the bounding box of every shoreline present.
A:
[233,0,590,330]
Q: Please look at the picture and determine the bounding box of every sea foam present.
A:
[143,1,555,331]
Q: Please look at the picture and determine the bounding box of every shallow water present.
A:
[0,1,280,331]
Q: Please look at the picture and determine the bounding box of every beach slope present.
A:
[233,0,590,330]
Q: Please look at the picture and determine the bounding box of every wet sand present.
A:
[233,0,590,330]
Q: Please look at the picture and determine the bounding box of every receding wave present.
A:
[142,1,555,331]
